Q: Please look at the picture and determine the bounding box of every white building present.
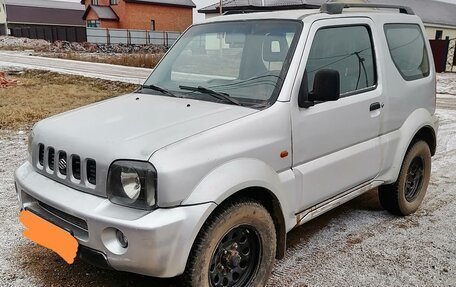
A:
[0,0,7,35]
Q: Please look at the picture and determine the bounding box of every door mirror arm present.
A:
[298,70,315,108]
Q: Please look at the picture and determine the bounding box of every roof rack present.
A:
[320,3,414,15]
[222,4,320,15]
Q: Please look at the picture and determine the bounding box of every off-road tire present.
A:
[379,140,431,216]
[183,200,276,287]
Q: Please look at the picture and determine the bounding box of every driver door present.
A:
[291,18,384,211]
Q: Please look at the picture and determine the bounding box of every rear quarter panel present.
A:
[371,14,437,181]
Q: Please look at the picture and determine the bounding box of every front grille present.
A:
[38,200,88,231]
[87,159,96,185]
[22,191,89,240]
[38,144,44,166]
[72,155,81,180]
[58,152,67,175]
[36,143,97,187]
[48,148,55,171]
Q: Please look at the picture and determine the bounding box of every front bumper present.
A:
[15,162,216,278]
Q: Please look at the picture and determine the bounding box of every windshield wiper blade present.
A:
[179,85,241,106]
[140,84,180,98]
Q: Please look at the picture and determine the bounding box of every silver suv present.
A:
[15,3,439,286]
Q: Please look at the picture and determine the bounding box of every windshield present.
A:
[142,20,302,107]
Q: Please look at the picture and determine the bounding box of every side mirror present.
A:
[298,69,340,108]
[311,69,340,102]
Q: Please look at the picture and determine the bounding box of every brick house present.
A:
[82,0,195,32]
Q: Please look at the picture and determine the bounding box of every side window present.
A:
[384,24,430,81]
[306,25,376,96]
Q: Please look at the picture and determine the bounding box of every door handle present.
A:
[370,102,381,111]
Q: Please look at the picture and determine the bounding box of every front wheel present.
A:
[379,140,432,216]
[184,200,276,287]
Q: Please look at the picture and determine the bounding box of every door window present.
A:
[306,25,377,96]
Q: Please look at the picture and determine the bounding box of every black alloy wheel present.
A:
[404,156,425,202]
[209,225,261,287]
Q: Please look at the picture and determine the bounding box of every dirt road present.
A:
[0,77,455,286]
[0,52,151,84]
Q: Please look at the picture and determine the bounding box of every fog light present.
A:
[116,229,128,248]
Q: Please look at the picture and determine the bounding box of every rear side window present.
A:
[306,25,376,96]
[384,24,430,81]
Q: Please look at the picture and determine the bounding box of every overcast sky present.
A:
[52,0,456,22]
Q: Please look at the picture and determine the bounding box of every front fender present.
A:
[182,158,295,230]
[184,158,283,204]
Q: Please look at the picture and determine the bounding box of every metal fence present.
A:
[447,38,456,72]
[429,38,456,73]
[87,28,181,46]
[9,25,87,43]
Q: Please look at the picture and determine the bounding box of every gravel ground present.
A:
[1,76,455,286]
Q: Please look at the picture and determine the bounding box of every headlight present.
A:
[120,168,141,200]
[107,161,157,210]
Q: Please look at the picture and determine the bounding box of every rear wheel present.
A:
[379,140,431,216]
[184,200,276,287]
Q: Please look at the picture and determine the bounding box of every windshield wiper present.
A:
[140,84,180,98]
[179,85,241,106]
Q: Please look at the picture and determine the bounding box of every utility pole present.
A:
[219,0,223,15]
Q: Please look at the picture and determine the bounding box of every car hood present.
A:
[33,93,257,162]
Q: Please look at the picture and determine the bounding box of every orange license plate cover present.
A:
[19,210,78,264]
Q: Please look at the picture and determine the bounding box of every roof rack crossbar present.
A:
[221,4,320,15]
[320,3,414,15]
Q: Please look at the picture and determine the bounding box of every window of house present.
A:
[384,24,430,81]
[87,20,101,28]
[92,0,99,5]
[110,0,119,5]
[305,25,376,96]
[435,30,443,40]
[151,20,156,31]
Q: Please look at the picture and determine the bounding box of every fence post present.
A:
[146,30,149,45]
[452,39,456,72]
[106,28,110,45]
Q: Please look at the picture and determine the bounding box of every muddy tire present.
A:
[183,200,276,287]
[379,140,431,216]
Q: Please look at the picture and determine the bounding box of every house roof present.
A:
[367,0,456,27]
[82,5,119,20]
[199,0,456,27]
[81,0,195,8]
[125,0,196,8]
[6,0,84,10]
[6,2,85,26]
